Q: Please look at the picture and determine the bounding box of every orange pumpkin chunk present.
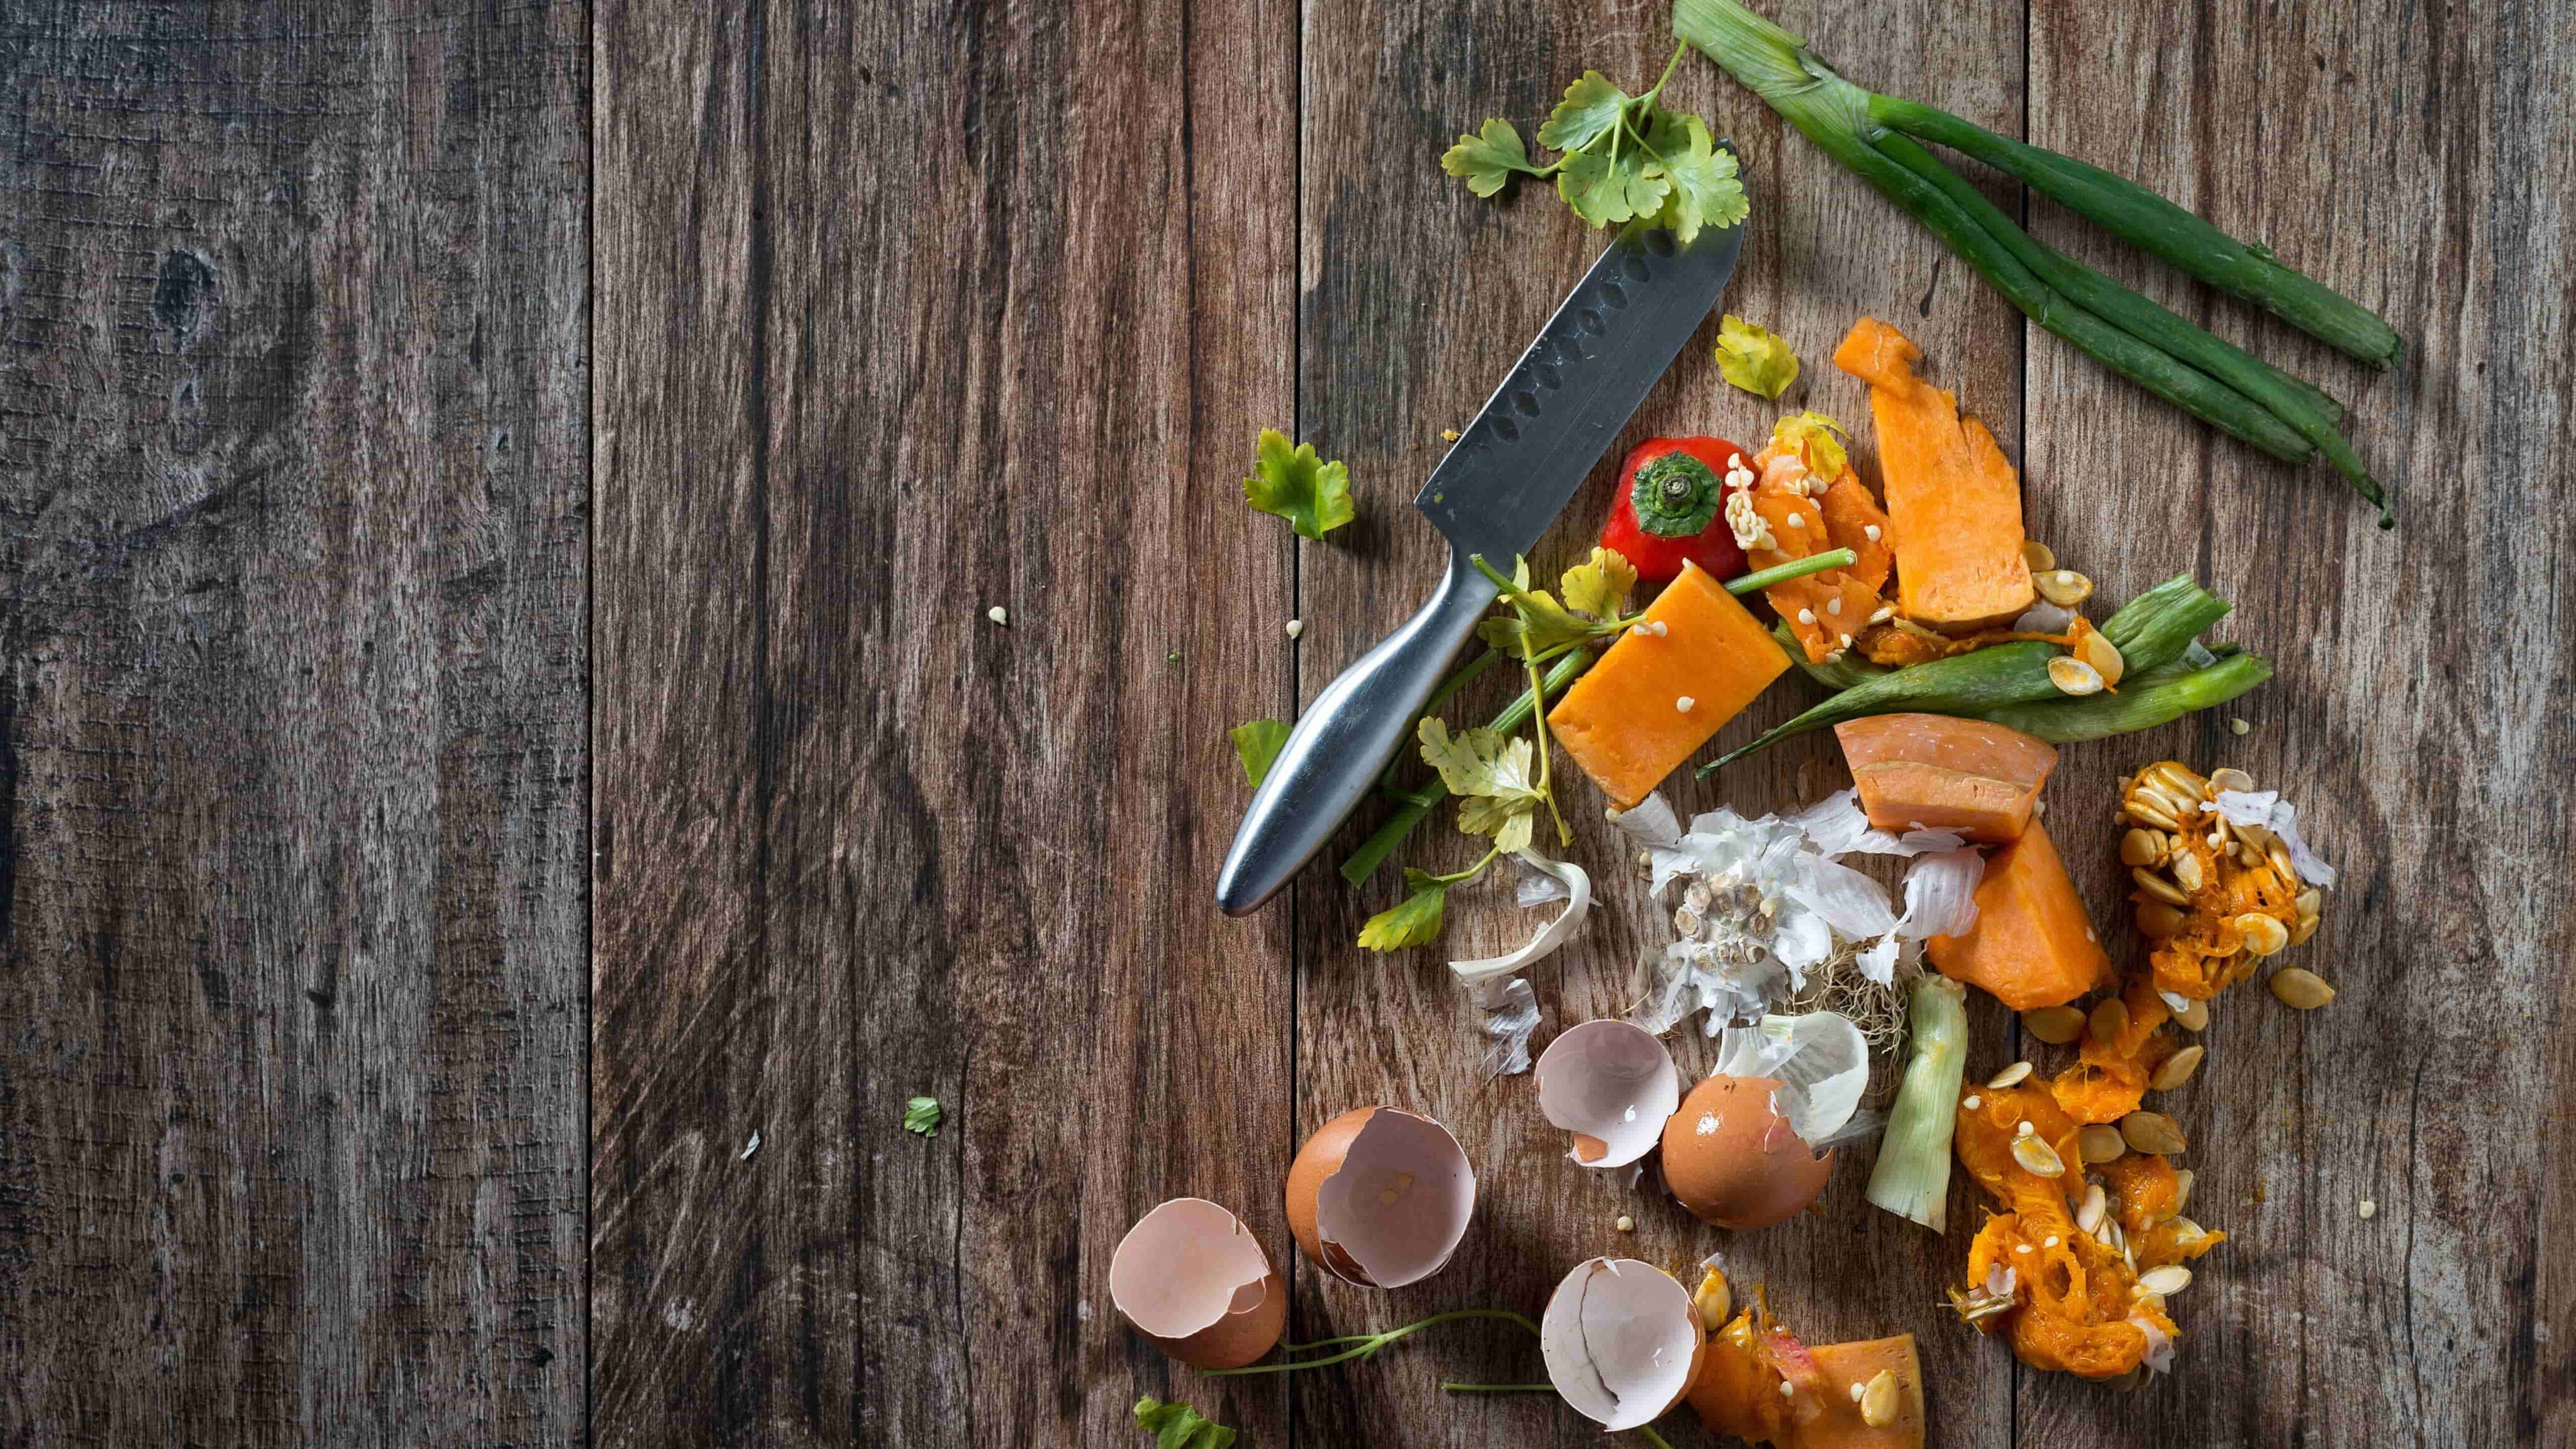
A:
[1548,560,1789,809]
[1928,821,2112,1009]
[1835,713,2058,843]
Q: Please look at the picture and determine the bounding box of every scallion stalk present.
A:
[1968,651,2273,743]
[1867,974,1967,1232]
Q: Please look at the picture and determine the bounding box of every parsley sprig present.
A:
[1441,45,1748,242]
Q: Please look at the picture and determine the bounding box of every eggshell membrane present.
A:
[1283,1107,1475,1288]
[1660,1075,1835,1230]
[1535,1020,1681,1168]
[1108,1197,1287,1370]
[1541,1257,1710,1430]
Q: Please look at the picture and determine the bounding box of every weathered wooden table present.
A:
[4,1,2568,1445]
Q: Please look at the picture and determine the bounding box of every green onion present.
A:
[1867,975,1967,1232]
[1674,0,2395,524]
[1968,652,2273,743]
[1865,95,2402,371]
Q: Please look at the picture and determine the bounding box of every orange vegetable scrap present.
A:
[1686,1281,1925,1449]
[1735,413,1889,665]
[1546,560,1788,809]
[1833,316,2035,631]
[1926,819,2112,1010]
[1950,1082,2224,1382]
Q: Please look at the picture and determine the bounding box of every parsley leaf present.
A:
[1230,718,1291,786]
[1715,314,1799,399]
[1557,145,1668,229]
[902,1096,941,1136]
[1418,719,1541,853]
[1475,557,1595,660]
[1771,411,1851,484]
[1538,71,1631,152]
[1559,546,1638,619]
[1243,428,1355,540]
[1440,118,1538,197]
[1133,1396,1236,1449]
[1358,868,1453,952]
[1641,111,1748,243]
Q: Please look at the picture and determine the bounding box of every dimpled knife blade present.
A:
[1414,202,1745,565]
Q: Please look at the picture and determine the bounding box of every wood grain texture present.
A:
[1287,1,2027,1443]
[0,2,589,1445]
[587,0,1296,1443]
[2016,0,2576,1443]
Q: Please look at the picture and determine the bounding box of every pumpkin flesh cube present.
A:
[1835,713,2059,843]
[1927,819,2111,1010]
[1548,560,1789,810]
[1833,316,2034,631]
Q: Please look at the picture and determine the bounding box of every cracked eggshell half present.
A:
[1108,1197,1287,1370]
[1541,1257,1709,1431]
[1535,1019,1681,1168]
[1284,1107,1475,1289]
[1660,1075,1835,1230]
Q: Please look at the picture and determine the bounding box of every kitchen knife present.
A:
[1218,191,1746,916]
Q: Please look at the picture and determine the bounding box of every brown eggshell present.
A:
[1285,1108,1377,1279]
[1108,1197,1288,1370]
[1660,1074,1835,1230]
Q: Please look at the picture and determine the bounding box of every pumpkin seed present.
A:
[2267,840,2299,882]
[2170,1171,2196,1217]
[2137,1265,2193,1296]
[2168,850,2207,894]
[2133,867,2190,907]
[2021,540,2057,573]
[2136,901,2189,938]
[2124,799,2184,831]
[1860,1370,1901,1430]
[2133,780,2199,821]
[2148,761,2207,795]
[2235,913,2289,957]
[2270,967,2336,1009]
[2078,630,2126,687]
[2207,767,2257,796]
[2048,655,2105,696]
[2172,995,2210,1031]
[2023,1005,2087,1045]
[2076,1183,2108,1235]
[2089,997,2131,1045]
[2077,1124,2128,1164]
[2119,1111,2188,1156]
[2120,828,2167,867]
[2236,820,2277,853]
[1986,1061,2034,1089]
[2012,1135,2067,1177]
[2290,914,2321,947]
[2105,1366,2146,1393]
[2149,1045,2206,1091]
[1694,1267,1732,1329]
[2294,888,2323,923]
[2034,569,2094,606]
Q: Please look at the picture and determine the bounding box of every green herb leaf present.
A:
[1243,428,1356,540]
[1440,118,1539,197]
[1641,111,1749,242]
[1557,144,1668,229]
[1418,718,1541,852]
[1230,718,1291,786]
[1357,868,1453,952]
[902,1096,941,1136]
[1559,546,1638,619]
[1536,71,1631,152]
[1133,1395,1236,1449]
[1714,314,1799,399]
[1475,557,1596,660]
[1770,410,1850,483]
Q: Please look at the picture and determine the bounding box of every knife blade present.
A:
[1217,174,1746,917]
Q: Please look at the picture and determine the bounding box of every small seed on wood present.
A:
[2170,1170,2196,1216]
[2024,1006,2087,1045]
[2077,1124,2128,1164]
[2089,997,2131,1045]
[2021,540,2057,573]
[2136,901,2189,938]
[2137,1265,2193,1296]
[2269,967,2336,1009]
[2172,996,2211,1032]
[2035,569,2094,606]
[2119,1111,2188,1156]
[2207,767,2256,796]
[2294,888,2323,923]
[2149,1045,2206,1091]
[2121,828,2165,867]
[1986,1061,2034,1089]
[2133,868,2191,907]
[2290,914,2321,947]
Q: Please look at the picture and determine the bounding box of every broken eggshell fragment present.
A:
[1108,1197,1287,1370]
[1284,1108,1476,1289]
[1541,1257,1709,1431]
[1535,1019,1681,1169]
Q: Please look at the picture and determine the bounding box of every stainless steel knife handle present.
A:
[1216,541,1499,916]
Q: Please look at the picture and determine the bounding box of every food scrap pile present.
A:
[1116,3,2377,1439]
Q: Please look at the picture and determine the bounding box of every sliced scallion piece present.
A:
[1867,974,1967,1232]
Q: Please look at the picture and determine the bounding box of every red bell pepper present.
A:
[1598,436,1751,586]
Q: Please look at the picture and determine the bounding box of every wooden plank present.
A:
[0,3,589,1445]
[2018,0,2576,1443]
[587,0,1298,1441]
[1290,1,2024,1443]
